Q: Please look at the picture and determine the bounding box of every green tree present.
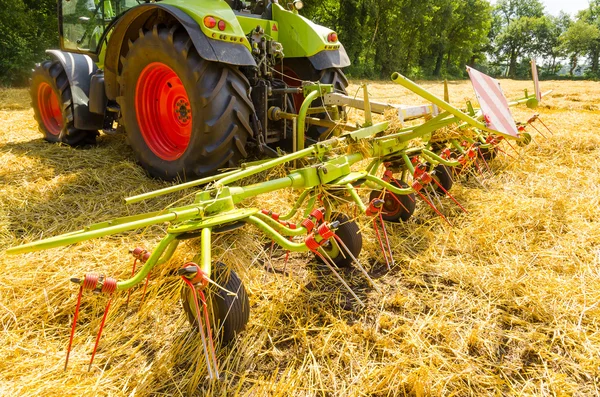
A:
[437,0,491,76]
[577,0,600,75]
[536,13,571,75]
[492,0,545,77]
[0,0,58,85]
[372,0,436,78]
[560,19,600,75]
[306,0,493,79]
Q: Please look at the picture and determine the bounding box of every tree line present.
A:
[1,0,600,85]
[304,0,600,79]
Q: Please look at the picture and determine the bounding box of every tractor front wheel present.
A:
[119,24,254,181]
[30,60,98,146]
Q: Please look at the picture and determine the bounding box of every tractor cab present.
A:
[227,0,303,17]
[61,0,304,54]
[60,0,137,52]
[227,0,304,20]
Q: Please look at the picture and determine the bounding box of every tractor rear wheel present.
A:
[30,60,98,146]
[307,67,348,140]
[119,24,254,181]
[181,262,250,345]
[279,59,348,140]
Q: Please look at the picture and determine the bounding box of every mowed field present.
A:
[1,79,600,396]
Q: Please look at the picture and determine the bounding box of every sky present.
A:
[490,0,591,16]
[542,0,590,16]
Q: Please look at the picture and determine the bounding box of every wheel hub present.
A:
[175,99,191,124]
[384,196,395,209]
[378,191,401,216]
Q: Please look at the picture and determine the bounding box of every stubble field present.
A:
[1,78,599,396]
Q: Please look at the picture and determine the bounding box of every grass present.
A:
[1,79,600,396]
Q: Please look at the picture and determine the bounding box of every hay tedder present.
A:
[13,28,555,378]
[19,0,557,381]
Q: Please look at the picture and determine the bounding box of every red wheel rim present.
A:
[371,180,408,218]
[381,191,402,217]
[37,82,63,136]
[135,62,192,161]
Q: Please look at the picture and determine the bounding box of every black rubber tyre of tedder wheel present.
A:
[432,164,454,195]
[369,179,416,222]
[315,212,362,268]
[181,262,250,345]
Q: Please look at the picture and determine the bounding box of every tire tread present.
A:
[30,60,97,146]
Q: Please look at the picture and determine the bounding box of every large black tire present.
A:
[30,60,98,146]
[118,24,255,181]
[316,213,362,268]
[306,67,348,140]
[181,262,250,345]
[317,67,349,95]
[279,59,348,140]
[369,179,416,222]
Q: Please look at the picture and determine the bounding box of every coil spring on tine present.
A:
[305,234,321,251]
[301,218,315,232]
[366,200,382,217]
[102,277,117,294]
[82,273,99,290]
[317,223,335,240]
[309,208,325,222]
[131,247,150,262]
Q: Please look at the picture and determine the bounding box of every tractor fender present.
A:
[269,4,350,71]
[308,45,351,71]
[46,50,105,130]
[103,3,256,101]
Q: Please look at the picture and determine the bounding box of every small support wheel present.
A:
[181,262,250,344]
[432,164,453,195]
[517,132,532,147]
[479,146,498,161]
[369,179,416,222]
[315,212,362,268]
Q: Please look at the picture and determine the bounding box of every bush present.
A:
[0,0,58,86]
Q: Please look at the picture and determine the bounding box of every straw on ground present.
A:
[1,80,599,396]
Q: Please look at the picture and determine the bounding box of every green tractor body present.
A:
[32,0,349,180]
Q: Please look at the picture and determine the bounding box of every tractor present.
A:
[31,0,349,180]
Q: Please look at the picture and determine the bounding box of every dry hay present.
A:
[1,79,600,396]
